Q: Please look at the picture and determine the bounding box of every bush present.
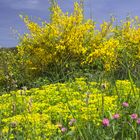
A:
[0,48,18,92]
[17,2,95,81]
[17,2,140,82]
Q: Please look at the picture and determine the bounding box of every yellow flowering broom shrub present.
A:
[17,2,95,80]
[16,2,140,81]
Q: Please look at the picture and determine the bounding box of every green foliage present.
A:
[0,48,18,93]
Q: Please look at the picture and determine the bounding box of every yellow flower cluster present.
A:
[16,2,140,78]
[0,78,138,138]
[87,38,119,71]
[17,2,95,76]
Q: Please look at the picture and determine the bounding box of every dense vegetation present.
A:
[1,78,140,139]
[1,1,140,139]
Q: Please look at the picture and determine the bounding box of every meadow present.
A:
[1,1,140,140]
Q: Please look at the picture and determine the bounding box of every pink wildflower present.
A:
[122,102,129,107]
[102,118,109,127]
[69,118,76,126]
[131,114,138,120]
[113,114,120,119]
[137,118,140,124]
[61,127,67,133]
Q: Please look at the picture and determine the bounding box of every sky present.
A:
[0,0,140,48]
